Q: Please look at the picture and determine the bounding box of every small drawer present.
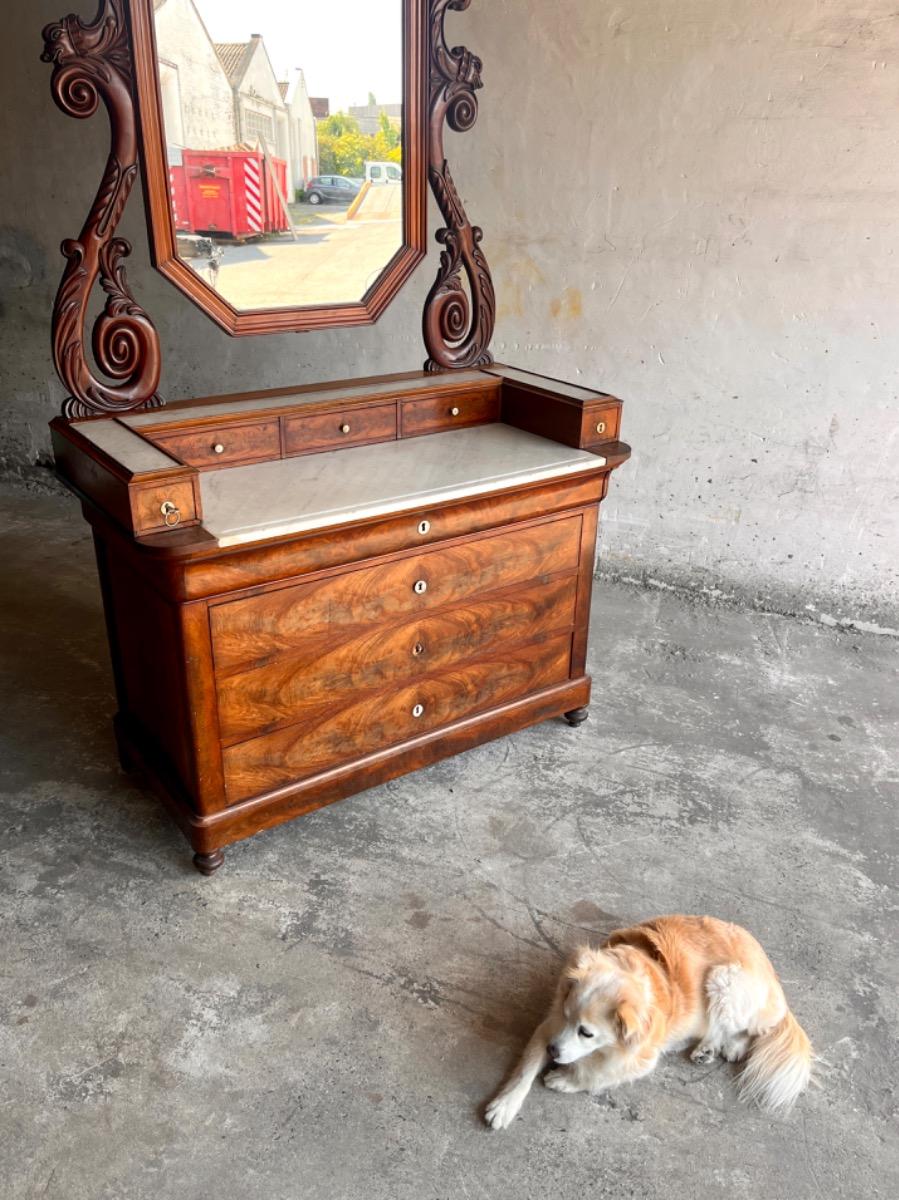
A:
[283,403,396,457]
[149,420,280,468]
[581,404,621,447]
[400,388,500,438]
[129,479,198,534]
[222,631,573,802]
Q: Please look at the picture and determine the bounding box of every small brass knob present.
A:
[594,421,606,435]
[417,519,431,535]
[412,703,425,718]
[340,423,351,434]
[450,406,461,417]
[413,579,428,595]
[412,642,425,657]
[213,443,225,454]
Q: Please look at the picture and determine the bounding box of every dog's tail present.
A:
[739,1007,812,1112]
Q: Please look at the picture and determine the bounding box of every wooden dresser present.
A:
[52,365,630,872]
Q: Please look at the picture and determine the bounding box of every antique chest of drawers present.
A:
[52,365,630,872]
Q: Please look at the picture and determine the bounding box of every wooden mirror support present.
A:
[41,0,495,418]
[41,0,164,419]
[423,0,495,372]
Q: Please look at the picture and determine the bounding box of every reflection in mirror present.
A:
[152,0,403,310]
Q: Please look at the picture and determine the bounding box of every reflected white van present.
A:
[365,161,402,184]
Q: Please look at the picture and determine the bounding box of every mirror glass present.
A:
[152,0,403,311]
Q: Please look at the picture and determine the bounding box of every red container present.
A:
[264,157,290,233]
[176,148,289,239]
[168,163,190,232]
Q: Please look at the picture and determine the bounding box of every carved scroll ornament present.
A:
[423,0,495,372]
[42,0,162,418]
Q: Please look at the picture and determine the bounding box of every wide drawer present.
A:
[181,473,604,602]
[222,632,573,802]
[149,420,280,468]
[216,575,578,744]
[210,513,582,673]
[283,403,396,457]
[400,388,500,437]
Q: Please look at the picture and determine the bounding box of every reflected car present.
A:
[304,176,362,205]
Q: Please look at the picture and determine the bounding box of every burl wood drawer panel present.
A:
[223,632,573,802]
[130,478,197,534]
[581,403,621,447]
[210,514,582,673]
[149,419,280,468]
[400,388,501,437]
[217,576,578,744]
[282,403,397,457]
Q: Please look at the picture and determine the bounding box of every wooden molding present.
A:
[41,0,163,418]
[422,0,496,372]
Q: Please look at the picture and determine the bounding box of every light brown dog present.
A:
[485,914,812,1129]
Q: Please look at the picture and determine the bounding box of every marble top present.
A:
[200,425,603,547]
[72,419,180,474]
[120,370,492,428]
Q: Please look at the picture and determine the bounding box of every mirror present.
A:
[132,0,426,333]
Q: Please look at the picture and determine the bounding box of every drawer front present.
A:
[217,575,578,744]
[183,473,604,602]
[283,403,397,457]
[210,514,582,673]
[130,478,198,534]
[223,632,573,802]
[400,388,500,437]
[150,420,280,468]
[581,404,621,447]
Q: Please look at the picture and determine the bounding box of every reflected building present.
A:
[153,0,318,194]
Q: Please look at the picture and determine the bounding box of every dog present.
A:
[485,914,812,1129]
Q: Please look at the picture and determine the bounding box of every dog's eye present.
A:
[578,1026,594,1038]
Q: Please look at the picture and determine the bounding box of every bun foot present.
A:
[564,706,589,728]
[193,849,225,876]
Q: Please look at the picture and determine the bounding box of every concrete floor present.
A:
[1,481,897,1200]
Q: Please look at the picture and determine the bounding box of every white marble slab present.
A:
[200,425,604,547]
[121,370,492,428]
[72,419,179,474]
[484,363,611,401]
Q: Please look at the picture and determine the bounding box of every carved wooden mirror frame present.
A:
[41,0,495,419]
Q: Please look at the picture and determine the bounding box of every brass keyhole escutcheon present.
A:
[595,421,606,435]
[450,406,460,417]
[412,703,425,718]
[413,579,428,595]
[417,519,430,535]
[160,500,181,528]
[340,423,351,434]
[412,642,425,657]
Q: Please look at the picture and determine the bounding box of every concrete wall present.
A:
[2,0,897,628]
[462,0,899,628]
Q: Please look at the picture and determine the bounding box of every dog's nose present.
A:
[547,1042,559,1060]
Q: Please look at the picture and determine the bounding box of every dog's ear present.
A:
[615,1000,646,1045]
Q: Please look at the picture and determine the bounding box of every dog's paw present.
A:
[544,1068,580,1093]
[723,1035,750,1063]
[690,1044,717,1065]
[484,1091,522,1130]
